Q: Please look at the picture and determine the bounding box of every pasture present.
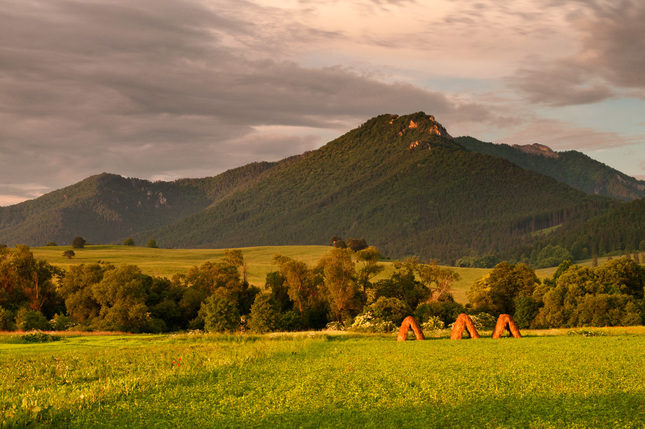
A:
[30,244,620,305]
[2,328,644,428]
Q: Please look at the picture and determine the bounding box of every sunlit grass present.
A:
[2,330,644,428]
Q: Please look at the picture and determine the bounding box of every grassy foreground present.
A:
[2,328,645,428]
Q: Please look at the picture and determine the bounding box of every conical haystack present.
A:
[492,314,522,338]
[450,313,480,340]
[397,316,425,341]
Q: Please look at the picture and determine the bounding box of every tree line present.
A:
[1,244,643,333]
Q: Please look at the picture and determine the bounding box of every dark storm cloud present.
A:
[508,0,645,106]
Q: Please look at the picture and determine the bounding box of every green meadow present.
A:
[2,328,645,428]
[31,244,620,306]
[31,245,493,303]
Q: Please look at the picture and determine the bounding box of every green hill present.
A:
[456,136,645,201]
[0,162,277,246]
[134,113,613,263]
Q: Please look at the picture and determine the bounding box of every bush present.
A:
[350,311,397,333]
[123,237,135,246]
[21,332,61,343]
[50,314,74,331]
[469,312,497,330]
[200,295,240,333]
[15,309,50,331]
[367,296,411,325]
[421,316,445,331]
[279,311,302,331]
[415,301,466,326]
[248,294,280,334]
[147,239,158,248]
[0,308,15,331]
[72,237,86,249]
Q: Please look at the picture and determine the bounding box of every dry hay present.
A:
[397,316,425,341]
[450,313,481,340]
[492,314,522,338]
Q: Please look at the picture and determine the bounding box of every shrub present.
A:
[350,311,397,333]
[46,242,57,247]
[200,295,240,333]
[248,294,280,334]
[147,239,158,248]
[123,237,135,246]
[279,311,302,331]
[469,312,497,330]
[421,316,445,331]
[72,237,86,249]
[0,308,15,331]
[15,308,50,331]
[21,332,61,343]
[367,296,411,325]
[415,301,466,326]
[50,314,74,331]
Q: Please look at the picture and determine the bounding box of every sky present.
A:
[1,0,644,206]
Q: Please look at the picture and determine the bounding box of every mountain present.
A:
[0,162,278,247]
[456,137,645,201]
[2,112,632,263]
[131,113,614,262]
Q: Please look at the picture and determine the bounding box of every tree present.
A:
[248,294,280,333]
[273,254,318,315]
[147,239,158,248]
[0,245,61,316]
[58,263,108,324]
[62,250,75,259]
[355,246,384,297]
[72,237,86,249]
[200,295,240,333]
[467,262,540,316]
[318,248,361,323]
[346,238,368,252]
[123,237,135,246]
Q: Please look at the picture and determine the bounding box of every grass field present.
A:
[30,245,619,305]
[31,245,488,303]
[2,328,644,428]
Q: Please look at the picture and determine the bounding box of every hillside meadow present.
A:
[30,244,618,305]
[2,328,645,428]
[31,244,488,303]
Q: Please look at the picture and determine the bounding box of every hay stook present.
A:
[492,314,522,338]
[397,316,425,341]
[450,313,481,340]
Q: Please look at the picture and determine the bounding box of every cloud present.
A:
[0,0,501,206]
[497,118,641,151]
[508,0,645,106]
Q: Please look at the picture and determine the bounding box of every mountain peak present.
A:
[390,112,453,140]
[512,143,559,158]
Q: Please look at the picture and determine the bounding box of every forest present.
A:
[1,242,643,334]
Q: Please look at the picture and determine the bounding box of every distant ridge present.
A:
[1,112,637,264]
[456,137,645,201]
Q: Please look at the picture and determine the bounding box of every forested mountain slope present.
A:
[0,161,279,246]
[135,113,613,262]
[456,136,645,201]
